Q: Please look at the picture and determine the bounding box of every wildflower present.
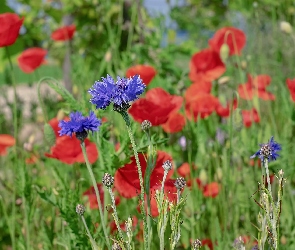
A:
[0,134,15,156]
[185,93,219,121]
[161,112,186,133]
[129,87,183,125]
[286,78,295,102]
[189,48,226,82]
[76,204,85,216]
[114,151,173,198]
[238,74,275,101]
[242,108,260,128]
[209,27,246,56]
[18,48,47,73]
[58,111,101,139]
[174,177,186,190]
[44,135,98,164]
[51,24,76,41]
[280,21,293,34]
[102,173,114,187]
[126,65,157,86]
[202,182,220,198]
[216,98,238,118]
[0,13,23,47]
[89,75,145,112]
[250,136,282,161]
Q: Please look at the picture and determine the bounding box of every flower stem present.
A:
[81,215,99,250]
[80,142,111,249]
[120,111,148,250]
[264,159,272,200]
[107,187,126,248]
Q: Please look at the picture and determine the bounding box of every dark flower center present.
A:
[260,144,271,157]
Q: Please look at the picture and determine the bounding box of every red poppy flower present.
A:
[286,78,295,102]
[238,74,275,100]
[0,134,15,156]
[241,108,260,128]
[51,24,76,41]
[18,47,47,73]
[45,135,98,164]
[185,93,219,121]
[209,27,246,56]
[126,65,157,86]
[216,99,238,118]
[189,48,226,82]
[161,112,186,133]
[0,13,24,47]
[83,183,120,210]
[25,154,38,164]
[202,182,220,198]
[185,81,212,102]
[202,238,214,250]
[129,88,183,126]
[114,151,174,198]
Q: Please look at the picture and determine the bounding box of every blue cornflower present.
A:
[58,111,101,139]
[88,74,146,111]
[250,136,282,161]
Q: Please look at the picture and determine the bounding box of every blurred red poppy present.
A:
[241,108,260,128]
[209,27,246,56]
[189,48,226,82]
[185,81,212,102]
[0,134,15,156]
[18,47,47,73]
[238,74,275,100]
[51,24,76,41]
[185,93,219,121]
[202,238,214,250]
[83,183,120,210]
[114,151,174,198]
[177,162,191,178]
[126,65,156,86]
[25,154,38,164]
[0,13,24,47]
[286,78,295,102]
[161,112,186,133]
[203,182,220,198]
[129,88,183,126]
[216,99,238,118]
[45,135,98,164]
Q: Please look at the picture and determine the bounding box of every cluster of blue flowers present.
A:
[58,75,146,139]
[88,74,146,110]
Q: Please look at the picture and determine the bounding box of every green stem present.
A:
[22,196,31,249]
[80,142,111,249]
[107,187,126,248]
[81,215,99,250]
[120,112,148,250]
[5,47,17,250]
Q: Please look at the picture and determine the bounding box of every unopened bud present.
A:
[280,21,293,34]
[76,204,85,216]
[102,173,114,187]
[220,43,230,62]
[218,76,230,85]
[162,160,172,172]
[141,120,152,131]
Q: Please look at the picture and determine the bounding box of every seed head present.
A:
[76,204,85,216]
[112,242,122,250]
[174,177,186,190]
[141,120,152,131]
[192,239,202,249]
[162,160,172,172]
[102,173,114,187]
